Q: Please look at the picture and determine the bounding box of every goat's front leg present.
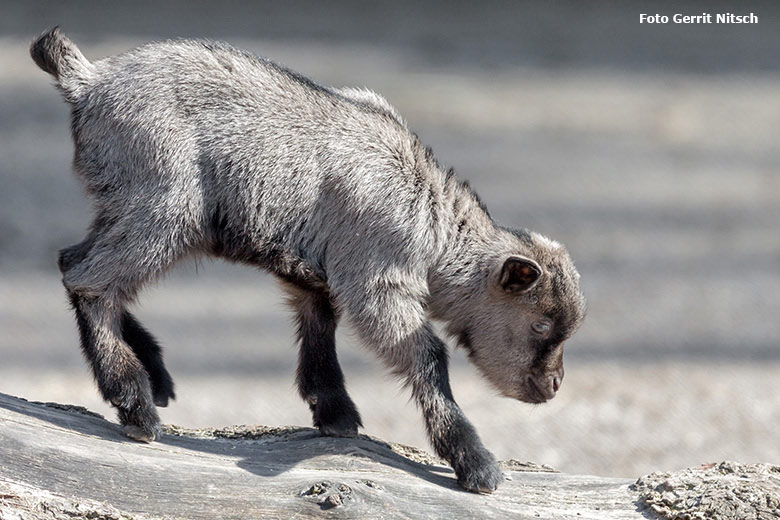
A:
[282,283,362,437]
[341,278,503,492]
[408,327,504,493]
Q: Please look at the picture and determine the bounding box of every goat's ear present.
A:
[499,256,542,293]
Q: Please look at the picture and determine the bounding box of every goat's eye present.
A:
[531,321,550,335]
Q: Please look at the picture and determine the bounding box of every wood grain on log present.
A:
[0,392,775,519]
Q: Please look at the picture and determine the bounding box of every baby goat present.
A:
[31,27,585,493]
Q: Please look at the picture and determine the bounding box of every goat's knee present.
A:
[61,267,103,299]
[57,240,92,274]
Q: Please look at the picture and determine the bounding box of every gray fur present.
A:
[31,28,585,493]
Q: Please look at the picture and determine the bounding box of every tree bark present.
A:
[0,392,775,519]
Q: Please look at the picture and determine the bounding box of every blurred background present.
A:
[1,1,778,478]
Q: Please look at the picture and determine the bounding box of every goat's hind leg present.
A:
[59,239,176,408]
[121,312,176,407]
[59,222,185,442]
[66,288,160,442]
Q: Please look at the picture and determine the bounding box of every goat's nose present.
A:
[552,375,562,393]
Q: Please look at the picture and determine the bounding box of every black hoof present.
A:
[308,391,362,438]
[117,403,162,443]
[107,370,162,442]
[149,366,176,408]
[151,379,175,408]
[153,393,171,408]
[318,418,359,438]
[455,450,504,494]
[123,424,159,443]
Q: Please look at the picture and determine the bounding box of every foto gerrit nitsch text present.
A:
[640,12,758,24]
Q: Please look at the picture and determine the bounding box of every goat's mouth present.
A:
[520,376,551,404]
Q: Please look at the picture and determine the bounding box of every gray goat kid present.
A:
[31,27,585,493]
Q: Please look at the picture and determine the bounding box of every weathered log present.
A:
[0,392,776,519]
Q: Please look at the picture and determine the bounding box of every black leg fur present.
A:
[68,292,161,442]
[411,332,503,493]
[289,287,362,437]
[121,312,176,407]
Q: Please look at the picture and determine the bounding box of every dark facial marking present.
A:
[457,327,476,359]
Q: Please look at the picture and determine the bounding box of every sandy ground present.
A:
[1,2,779,479]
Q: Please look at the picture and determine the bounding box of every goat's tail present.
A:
[30,27,95,102]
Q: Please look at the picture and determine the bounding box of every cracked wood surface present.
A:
[0,392,650,519]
